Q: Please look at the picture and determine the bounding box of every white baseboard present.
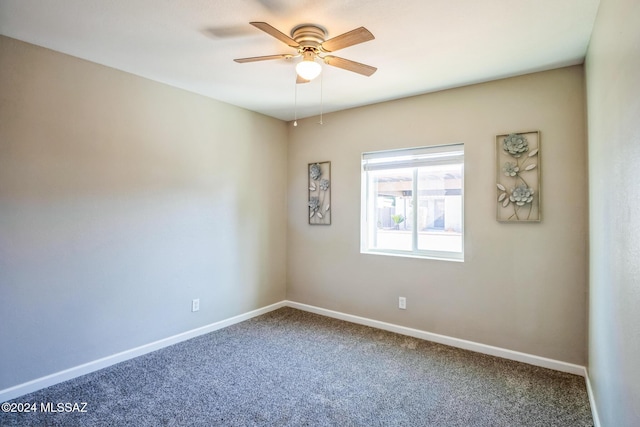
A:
[0,301,286,403]
[285,300,586,376]
[585,371,601,427]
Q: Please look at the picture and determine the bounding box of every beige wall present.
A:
[287,66,588,364]
[585,0,640,424]
[0,36,288,389]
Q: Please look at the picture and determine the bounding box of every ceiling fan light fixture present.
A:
[296,51,322,81]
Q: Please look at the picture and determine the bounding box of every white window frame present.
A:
[360,143,464,262]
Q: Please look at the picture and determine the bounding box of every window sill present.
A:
[360,249,464,263]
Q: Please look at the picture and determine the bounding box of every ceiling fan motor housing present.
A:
[291,24,328,51]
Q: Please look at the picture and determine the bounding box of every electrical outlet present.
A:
[192,298,200,312]
[399,297,406,310]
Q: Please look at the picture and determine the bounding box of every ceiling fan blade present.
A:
[296,75,310,84]
[323,55,377,76]
[320,27,374,52]
[250,22,300,48]
[234,54,292,63]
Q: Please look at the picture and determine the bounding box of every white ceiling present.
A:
[0,0,600,121]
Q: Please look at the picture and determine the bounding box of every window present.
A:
[361,144,464,261]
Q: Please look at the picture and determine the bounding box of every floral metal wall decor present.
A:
[496,131,541,222]
[308,161,331,225]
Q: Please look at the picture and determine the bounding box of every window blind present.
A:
[362,143,464,171]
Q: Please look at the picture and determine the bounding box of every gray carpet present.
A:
[1,307,593,426]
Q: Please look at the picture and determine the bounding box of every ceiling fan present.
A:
[234,22,377,83]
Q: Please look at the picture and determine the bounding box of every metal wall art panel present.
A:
[308,161,331,225]
[496,131,541,222]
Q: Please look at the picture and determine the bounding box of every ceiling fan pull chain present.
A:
[293,72,298,127]
[319,68,324,125]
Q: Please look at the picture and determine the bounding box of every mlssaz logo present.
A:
[40,402,88,413]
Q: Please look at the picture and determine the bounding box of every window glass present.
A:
[361,144,464,261]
